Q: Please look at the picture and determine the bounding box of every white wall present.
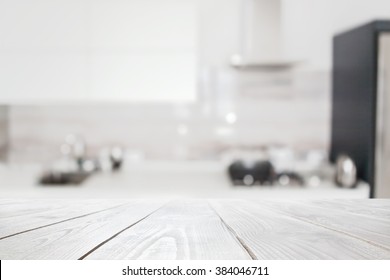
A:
[3,0,389,104]
[283,0,390,69]
[7,0,390,162]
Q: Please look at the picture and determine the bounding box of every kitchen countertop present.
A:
[0,161,370,199]
[0,199,389,259]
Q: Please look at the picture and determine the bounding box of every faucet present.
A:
[61,134,86,171]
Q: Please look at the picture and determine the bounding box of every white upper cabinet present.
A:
[0,0,88,50]
[0,0,197,103]
[88,0,195,50]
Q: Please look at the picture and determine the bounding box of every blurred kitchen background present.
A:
[0,0,390,199]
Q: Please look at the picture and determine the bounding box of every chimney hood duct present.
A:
[231,0,300,69]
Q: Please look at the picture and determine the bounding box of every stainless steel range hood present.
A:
[231,0,300,69]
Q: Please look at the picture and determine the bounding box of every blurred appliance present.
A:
[335,155,357,188]
[331,20,390,198]
[228,160,276,186]
[39,171,90,186]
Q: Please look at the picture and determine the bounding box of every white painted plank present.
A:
[210,200,390,259]
[298,199,390,220]
[0,199,69,215]
[0,199,127,238]
[332,199,390,210]
[256,200,390,250]
[0,199,126,219]
[86,201,250,260]
[0,200,164,259]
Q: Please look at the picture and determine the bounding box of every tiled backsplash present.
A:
[0,106,8,161]
[7,69,331,164]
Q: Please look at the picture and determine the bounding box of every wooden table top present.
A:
[0,199,389,260]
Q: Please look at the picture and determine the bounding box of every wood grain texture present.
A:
[0,199,127,238]
[0,199,390,260]
[0,200,164,259]
[255,200,390,251]
[86,200,250,260]
[210,200,390,259]
[294,199,390,220]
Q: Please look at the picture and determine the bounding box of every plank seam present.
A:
[207,201,257,260]
[291,200,390,223]
[248,201,390,253]
[0,202,129,241]
[78,202,169,260]
[279,213,390,253]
